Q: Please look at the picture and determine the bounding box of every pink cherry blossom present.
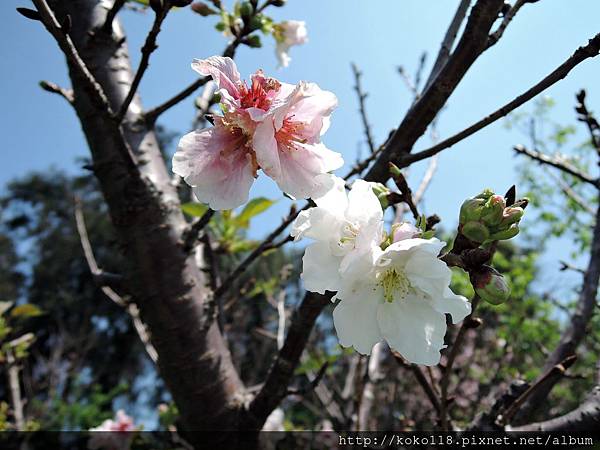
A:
[88,410,137,450]
[172,56,343,210]
[274,21,308,68]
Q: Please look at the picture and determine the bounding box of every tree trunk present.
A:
[50,0,244,444]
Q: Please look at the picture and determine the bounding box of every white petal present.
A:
[377,295,447,366]
[291,207,341,242]
[405,252,452,299]
[346,179,383,225]
[431,287,471,324]
[312,174,348,215]
[333,288,383,355]
[301,242,342,294]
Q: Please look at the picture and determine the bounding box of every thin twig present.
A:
[545,168,595,215]
[396,33,600,170]
[500,355,577,425]
[116,6,170,123]
[6,349,25,430]
[74,198,158,363]
[182,208,215,252]
[39,80,73,103]
[439,295,481,430]
[486,0,529,48]
[514,145,599,187]
[351,63,376,154]
[394,352,442,415]
[102,0,126,34]
[32,0,138,172]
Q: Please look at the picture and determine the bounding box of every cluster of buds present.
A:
[459,187,527,245]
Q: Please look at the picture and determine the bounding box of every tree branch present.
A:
[351,63,376,154]
[244,292,332,429]
[115,5,170,123]
[423,0,471,90]
[395,33,600,170]
[394,352,442,415]
[182,208,215,252]
[74,198,158,363]
[101,0,126,34]
[486,0,529,49]
[510,386,600,432]
[39,80,73,103]
[514,189,600,422]
[365,0,505,182]
[514,145,599,187]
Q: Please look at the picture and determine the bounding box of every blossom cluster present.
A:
[88,410,137,450]
[291,177,472,366]
[173,56,342,210]
[173,56,472,366]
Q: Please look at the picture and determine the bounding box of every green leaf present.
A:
[10,304,43,318]
[181,202,209,217]
[234,197,275,228]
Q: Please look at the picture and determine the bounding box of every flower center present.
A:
[239,73,281,110]
[337,222,359,250]
[275,118,308,150]
[379,269,412,303]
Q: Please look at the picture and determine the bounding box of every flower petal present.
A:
[333,287,383,355]
[346,179,383,225]
[291,207,340,242]
[274,141,343,199]
[301,242,342,294]
[192,56,241,101]
[253,119,282,179]
[377,295,447,366]
[173,126,254,210]
[431,287,471,324]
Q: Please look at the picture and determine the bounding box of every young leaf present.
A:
[10,304,43,318]
[181,202,209,217]
[234,197,275,228]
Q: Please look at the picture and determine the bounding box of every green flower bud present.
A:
[499,206,524,227]
[488,224,519,241]
[191,2,218,16]
[472,266,510,305]
[461,221,490,244]
[239,1,253,18]
[245,34,262,48]
[475,188,495,200]
[371,182,391,210]
[459,198,485,224]
[481,195,506,227]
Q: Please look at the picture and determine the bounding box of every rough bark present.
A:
[49,0,244,442]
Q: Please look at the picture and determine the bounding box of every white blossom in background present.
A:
[291,176,383,294]
[273,20,308,68]
[333,237,471,365]
[172,56,342,210]
[88,410,137,450]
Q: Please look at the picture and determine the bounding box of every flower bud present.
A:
[191,2,218,15]
[472,266,510,305]
[245,34,262,48]
[392,222,419,242]
[461,221,490,244]
[481,195,506,227]
[489,224,519,241]
[459,198,485,224]
[271,0,286,6]
[370,182,391,209]
[239,1,253,18]
[475,188,494,200]
[500,206,524,227]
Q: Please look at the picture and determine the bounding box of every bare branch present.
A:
[439,295,482,430]
[423,0,471,90]
[182,208,215,252]
[394,352,442,415]
[365,0,505,182]
[510,386,600,431]
[39,80,73,103]
[351,63,376,154]
[213,205,301,300]
[116,6,170,123]
[576,89,600,154]
[5,349,25,430]
[31,0,138,172]
[514,194,600,422]
[74,198,158,363]
[514,145,599,187]
[395,33,600,170]
[486,0,529,49]
[245,292,332,428]
[101,0,126,34]
[546,169,595,215]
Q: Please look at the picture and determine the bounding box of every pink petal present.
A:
[253,119,282,179]
[173,123,255,210]
[191,56,241,101]
[273,141,343,199]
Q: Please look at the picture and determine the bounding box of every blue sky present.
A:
[3,0,600,291]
